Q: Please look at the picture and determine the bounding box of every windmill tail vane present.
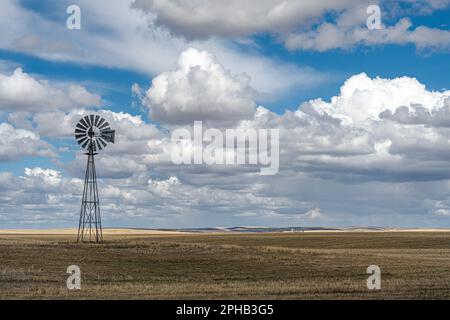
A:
[75,114,115,243]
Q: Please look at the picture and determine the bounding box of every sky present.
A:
[0,0,449,229]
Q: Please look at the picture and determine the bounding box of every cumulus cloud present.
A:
[152,70,446,191]
[68,85,102,106]
[0,68,102,112]
[0,68,67,111]
[32,110,87,138]
[285,18,450,51]
[0,123,55,161]
[143,48,256,124]
[131,73,450,225]
[58,73,450,227]
[3,70,450,228]
[24,167,62,187]
[305,72,446,124]
[380,97,450,127]
[0,167,83,226]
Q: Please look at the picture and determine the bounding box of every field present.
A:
[1,230,450,299]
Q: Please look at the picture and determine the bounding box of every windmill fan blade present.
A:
[99,121,110,130]
[97,117,105,128]
[76,122,87,130]
[96,140,102,151]
[84,115,91,127]
[77,137,88,145]
[75,134,86,140]
[81,139,90,149]
[98,137,107,148]
[79,118,89,129]
[90,115,95,127]
[75,128,86,134]
[94,115,100,127]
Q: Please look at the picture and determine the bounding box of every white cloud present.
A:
[144,48,256,124]
[430,200,450,216]
[300,207,322,219]
[32,109,86,138]
[0,68,102,112]
[267,73,450,184]
[0,123,55,161]
[380,98,450,127]
[69,85,102,106]
[305,72,446,124]
[3,69,450,228]
[61,73,450,227]
[285,18,450,51]
[24,167,62,186]
[0,167,83,226]
[148,176,179,196]
[0,68,67,111]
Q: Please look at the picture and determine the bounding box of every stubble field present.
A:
[1,231,450,299]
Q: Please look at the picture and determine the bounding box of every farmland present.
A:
[1,230,450,299]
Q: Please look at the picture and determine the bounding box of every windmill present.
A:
[75,114,115,243]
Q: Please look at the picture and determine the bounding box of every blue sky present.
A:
[0,0,450,228]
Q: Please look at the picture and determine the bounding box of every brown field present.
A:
[1,230,450,299]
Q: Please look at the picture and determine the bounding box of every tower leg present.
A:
[77,147,103,243]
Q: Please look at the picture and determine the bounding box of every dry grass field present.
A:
[1,230,450,299]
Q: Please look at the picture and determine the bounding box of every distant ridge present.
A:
[1,226,450,235]
[120,226,450,233]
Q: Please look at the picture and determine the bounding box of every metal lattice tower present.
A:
[78,145,102,242]
[75,114,115,243]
